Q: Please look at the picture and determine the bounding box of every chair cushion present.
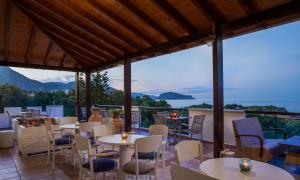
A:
[62,134,74,139]
[82,158,117,172]
[123,161,154,175]
[132,152,160,160]
[55,138,72,145]
[263,139,287,159]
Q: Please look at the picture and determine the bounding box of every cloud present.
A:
[41,75,74,83]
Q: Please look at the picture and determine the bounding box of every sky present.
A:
[11,20,300,110]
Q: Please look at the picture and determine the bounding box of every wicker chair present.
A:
[180,115,205,140]
[233,117,287,161]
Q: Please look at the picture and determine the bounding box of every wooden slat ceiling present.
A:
[0,0,299,72]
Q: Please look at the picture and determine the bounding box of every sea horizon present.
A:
[166,98,300,112]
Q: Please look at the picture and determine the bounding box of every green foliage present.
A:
[91,71,110,105]
[0,84,33,107]
[187,103,212,109]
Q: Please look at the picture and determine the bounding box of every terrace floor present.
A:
[0,132,299,180]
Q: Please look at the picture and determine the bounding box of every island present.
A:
[157,92,195,100]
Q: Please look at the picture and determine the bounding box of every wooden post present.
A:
[75,71,80,121]
[85,71,91,120]
[213,25,224,158]
[124,59,132,132]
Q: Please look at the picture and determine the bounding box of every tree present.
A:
[91,71,110,105]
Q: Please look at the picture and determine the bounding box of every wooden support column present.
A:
[124,59,132,132]
[85,71,91,120]
[75,72,80,121]
[213,25,224,158]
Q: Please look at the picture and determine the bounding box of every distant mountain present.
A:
[131,92,157,99]
[0,66,74,91]
[158,92,195,100]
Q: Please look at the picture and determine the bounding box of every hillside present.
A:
[158,92,195,100]
[0,67,74,91]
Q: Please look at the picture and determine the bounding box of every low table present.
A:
[199,158,294,180]
[279,135,300,165]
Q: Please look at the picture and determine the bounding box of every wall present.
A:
[188,108,246,146]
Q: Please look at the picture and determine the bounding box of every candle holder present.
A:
[239,158,252,172]
[121,132,128,140]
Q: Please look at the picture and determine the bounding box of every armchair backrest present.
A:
[233,117,265,147]
[149,124,168,139]
[174,140,203,164]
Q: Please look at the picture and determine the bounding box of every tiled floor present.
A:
[0,135,299,180]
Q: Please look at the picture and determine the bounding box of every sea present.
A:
[166,98,300,112]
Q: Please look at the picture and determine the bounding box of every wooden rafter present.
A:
[236,0,258,15]
[43,41,53,65]
[201,0,227,22]
[151,0,197,34]
[59,53,66,67]
[87,0,156,46]
[190,0,224,22]
[4,1,11,61]
[12,2,114,62]
[43,28,105,65]
[92,31,211,72]
[0,59,79,72]
[222,0,300,35]
[12,0,119,59]
[25,25,36,63]
[119,0,173,40]
[10,1,85,70]
[60,0,140,51]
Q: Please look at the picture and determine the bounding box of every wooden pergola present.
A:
[1,0,300,157]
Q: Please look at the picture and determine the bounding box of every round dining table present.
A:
[199,158,294,180]
[98,134,146,179]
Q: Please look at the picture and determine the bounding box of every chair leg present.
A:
[47,144,51,164]
[52,144,55,170]
[78,166,83,180]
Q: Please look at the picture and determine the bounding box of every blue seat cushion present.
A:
[55,138,72,145]
[132,152,161,160]
[82,158,117,172]
[62,134,74,139]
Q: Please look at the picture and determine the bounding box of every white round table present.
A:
[98,134,146,180]
[199,158,294,180]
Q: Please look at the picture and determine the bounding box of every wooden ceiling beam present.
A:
[25,25,36,63]
[0,59,80,72]
[87,0,156,46]
[236,0,258,15]
[59,53,66,67]
[12,0,120,58]
[201,0,227,22]
[222,0,300,36]
[42,28,106,64]
[43,41,53,66]
[12,2,114,62]
[190,0,224,22]
[151,0,197,34]
[91,31,211,72]
[119,0,173,40]
[4,2,11,61]
[60,0,140,51]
